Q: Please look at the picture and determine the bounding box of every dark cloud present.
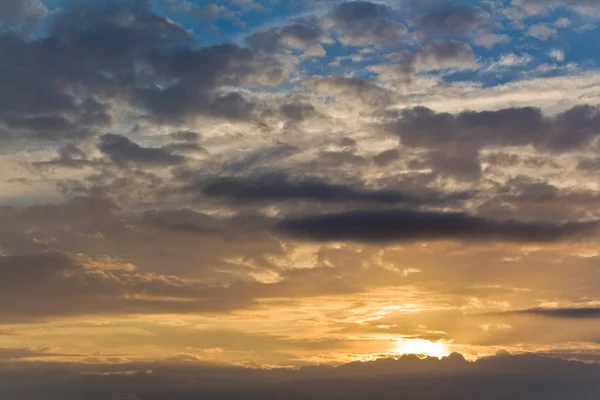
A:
[210,145,299,173]
[578,157,600,171]
[412,40,477,71]
[409,148,482,181]
[0,3,184,143]
[98,134,185,167]
[511,307,600,319]
[137,42,284,123]
[419,5,490,36]
[0,1,289,139]
[329,1,407,46]
[200,173,464,205]
[33,144,95,170]
[170,131,201,142]
[277,209,598,243]
[246,18,327,55]
[388,105,600,153]
[0,353,599,400]
[476,176,600,222]
[0,0,45,27]
[279,102,317,122]
[372,149,399,166]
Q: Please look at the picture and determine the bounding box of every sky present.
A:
[1,0,600,398]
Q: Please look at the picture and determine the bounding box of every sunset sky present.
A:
[1,0,600,398]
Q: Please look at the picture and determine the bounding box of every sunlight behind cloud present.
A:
[395,339,451,359]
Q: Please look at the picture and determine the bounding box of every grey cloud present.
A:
[33,144,99,170]
[329,1,408,46]
[419,5,490,36]
[417,5,508,46]
[477,176,600,222]
[372,149,399,166]
[1,353,599,400]
[246,18,327,55]
[509,0,600,17]
[412,40,477,71]
[0,0,46,26]
[305,75,393,109]
[200,173,466,205]
[389,105,600,153]
[277,209,598,243]
[380,40,477,81]
[279,102,317,122]
[578,157,600,171]
[0,196,284,278]
[134,80,256,124]
[0,1,286,140]
[410,148,483,180]
[98,134,185,167]
[0,3,185,143]
[170,131,201,142]
[511,307,600,319]
[216,145,299,173]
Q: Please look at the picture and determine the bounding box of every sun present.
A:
[394,339,450,359]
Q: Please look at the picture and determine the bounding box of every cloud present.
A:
[368,40,477,86]
[0,353,599,399]
[199,172,468,205]
[388,105,600,153]
[0,346,78,360]
[98,134,185,167]
[328,1,408,47]
[381,104,600,180]
[277,209,598,243]
[304,75,393,109]
[509,0,600,17]
[0,0,46,26]
[0,0,290,137]
[411,40,478,72]
[416,5,508,46]
[247,18,329,56]
[418,5,490,36]
[527,23,558,40]
[0,251,261,322]
[511,307,600,319]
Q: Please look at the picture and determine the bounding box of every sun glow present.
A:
[395,339,450,359]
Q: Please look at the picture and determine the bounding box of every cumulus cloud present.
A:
[527,23,558,40]
[98,134,185,167]
[417,5,508,46]
[328,1,408,47]
[509,0,600,17]
[388,105,600,153]
[247,18,330,56]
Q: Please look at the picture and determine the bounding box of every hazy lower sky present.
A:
[1,0,600,398]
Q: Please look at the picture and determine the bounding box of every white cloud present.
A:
[527,23,558,40]
[548,49,565,62]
